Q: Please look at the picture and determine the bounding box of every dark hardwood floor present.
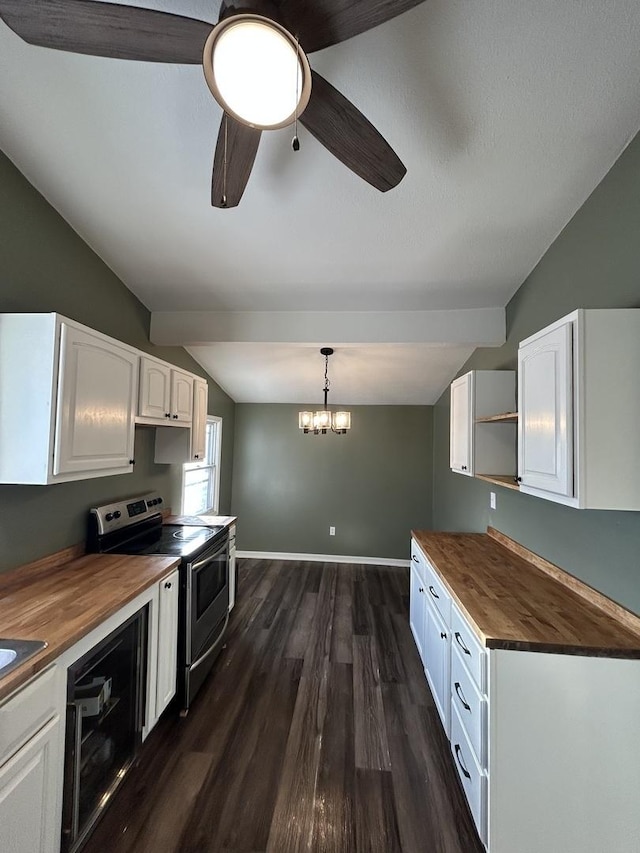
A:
[83,560,484,853]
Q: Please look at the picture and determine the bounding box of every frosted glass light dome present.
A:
[203,16,312,130]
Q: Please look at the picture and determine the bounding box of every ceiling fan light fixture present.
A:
[203,15,312,130]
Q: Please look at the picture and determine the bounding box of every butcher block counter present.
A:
[412,527,640,657]
[0,551,179,701]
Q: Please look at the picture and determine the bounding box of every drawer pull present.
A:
[419,587,424,593]
[412,555,419,563]
[428,585,439,599]
[454,744,471,779]
[454,681,471,712]
[455,632,471,656]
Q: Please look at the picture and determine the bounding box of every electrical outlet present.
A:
[329,526,336,536]
[490,492,497,510]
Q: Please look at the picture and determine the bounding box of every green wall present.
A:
[433,132,640,614]
[0,150,235,572]
[231,404,433,560]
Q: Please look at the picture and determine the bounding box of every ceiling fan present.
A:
[0,0,427,208]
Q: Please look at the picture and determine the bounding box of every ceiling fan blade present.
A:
[212,114,262,208]
[299,71,406,192]
[0,0,213,63]
[279,0,426,54]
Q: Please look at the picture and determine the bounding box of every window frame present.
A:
[181,416,222,516]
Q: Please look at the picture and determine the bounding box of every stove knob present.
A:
[157,497,163,504]
[105,513,113,522]
[113,511,122,519]
[150,499,157,506]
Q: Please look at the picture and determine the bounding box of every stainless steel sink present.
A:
[0,639,47,677]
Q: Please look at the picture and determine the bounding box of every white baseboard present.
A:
[236,550,409,568]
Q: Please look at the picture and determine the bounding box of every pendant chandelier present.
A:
[298,348,352,435]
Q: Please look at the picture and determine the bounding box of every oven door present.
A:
[186,535,229,665]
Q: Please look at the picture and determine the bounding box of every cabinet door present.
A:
[0,715,61,853]
[518,322,573,496]
[138,358,171,420]
[450,373,473,475]
[54,324,137,475]
[409,562,426,667]
[171,370,194,423]
[191,379,208,461]
[156,570,179,718]
[424,601,451,738]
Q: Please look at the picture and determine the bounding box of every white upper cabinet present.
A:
[518,321,573,497]
[54,323,138,476]
[450,373,473,474]
[171,369,194,423]
[0,313,138,484]
[450,370,517,478]
[191,378,208,460]
[138,358,172,420]
[518,309,640,509]
[137,358,194,425]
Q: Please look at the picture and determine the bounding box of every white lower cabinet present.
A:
[450,701,486,842]
[155,569,180,719]
[410,536,640,852]
[0,667,64,853]
[424,600,451,738]
[409,560,426,666]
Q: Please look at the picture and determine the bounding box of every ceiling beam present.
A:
[150,308,505,347]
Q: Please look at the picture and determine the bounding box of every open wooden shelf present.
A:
[476,474,520,491]
[475,411,518,423]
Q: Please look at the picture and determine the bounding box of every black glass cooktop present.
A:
[113,524,225,559]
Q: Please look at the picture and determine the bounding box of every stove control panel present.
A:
[89,492,165,537]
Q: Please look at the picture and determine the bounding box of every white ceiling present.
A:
[1,1,639,404]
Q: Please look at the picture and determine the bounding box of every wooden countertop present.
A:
[412,530,640,658]
[0,552,179,702]
[164,514,237,529]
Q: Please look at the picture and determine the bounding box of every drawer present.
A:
[410,540,428,586]
[0,666,59,766]
[450,701,487,845]
[423,558,451,626]
[451,606,486,692]
[451,645,486,768]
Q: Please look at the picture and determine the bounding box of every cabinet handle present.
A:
[412,555,419,563]
[428,585,439,599]
[516,476,522,482]
[129,459,135,465]
[440,631,447,640]
[173,414,179,419]
[461,465,467,471]
[418,587,424,593]
[455,632,471,656]
[454,744,471,779]
[194,454,199,459]
[454,681,471,711]
[164,581,172,589]
[165,412,171,418]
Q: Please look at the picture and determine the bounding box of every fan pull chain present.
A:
[222,113,228,207]
[292,35,300,152]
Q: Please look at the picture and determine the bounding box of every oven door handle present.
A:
[190,611,230,671]
[190,539,228,573]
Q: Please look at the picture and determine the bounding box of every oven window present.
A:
[196,556,226,620]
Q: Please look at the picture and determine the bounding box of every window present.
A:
[181,417,222,515]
